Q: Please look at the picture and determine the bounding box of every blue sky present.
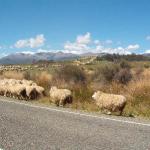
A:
[0,0,150,55]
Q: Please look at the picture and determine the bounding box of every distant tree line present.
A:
[96,54,150,62]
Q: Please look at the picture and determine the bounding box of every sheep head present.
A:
[92,91,103,100]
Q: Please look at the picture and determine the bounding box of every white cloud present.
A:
[76,32,91,44]
[12,32,140,55]
[64,32,91,54]
[95,45,131,55]
[92,39,138,55]
[29,34,45,48]
[144,50,150,53]
[37,49,50,53]
[15,40,28,48]
[64,32,140,54]
[126,44,140,51]
[36,48,57,53]
[17,51,35,55]
[0,52,8,58]
[146,36,150,41]
[15,34,45,48]
[15,49,63,55]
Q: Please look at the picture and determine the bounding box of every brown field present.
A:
[0,58,150,118]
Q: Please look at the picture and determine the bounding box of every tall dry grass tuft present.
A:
[123,69,150,117]
[35,71,53,91]
[2,71,25,80]
[55,65,86,84]
[70,83,98,112]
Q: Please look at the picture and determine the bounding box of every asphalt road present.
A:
[0,98,150,150]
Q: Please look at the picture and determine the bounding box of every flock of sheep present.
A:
[0,78,127,115]
[49,87,126,115]
[0,65,32,71]
[0,64,63,72]
[0,79,44,100]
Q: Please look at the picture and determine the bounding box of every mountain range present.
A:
[0,51,149,64]
[0,52,79,64]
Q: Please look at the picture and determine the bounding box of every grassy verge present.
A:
[1,61,150,118]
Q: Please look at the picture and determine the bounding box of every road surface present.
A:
[0,98,150,150]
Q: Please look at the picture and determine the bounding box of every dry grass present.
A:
[123,70,150,117]
[35,71,53,86]
[2,71,25,80]
[43,68,150,117]
[71,101,99,112]
[89,69,150,117]
[1,64,149,118]
[34,71,53,94]
[37,96,50,105]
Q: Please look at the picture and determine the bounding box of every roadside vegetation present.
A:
[0,55,150,118]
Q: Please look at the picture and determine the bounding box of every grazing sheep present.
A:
[49,86,72,106]
[92,91,127,115]
[0,85,8,96]
[8,85,26,100]
[33,85,45,98]
[25,86,38,100]
[21,79,35,86]
[0,79,44,100]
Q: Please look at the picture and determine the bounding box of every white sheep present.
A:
[0,85,8,96]
[33,85,45,98]
[92,91,127,115]
[25,86,37,100]
[49,86,72,106]
[8,85,26,100]
[21,79,35,86]
[0,79,44,100]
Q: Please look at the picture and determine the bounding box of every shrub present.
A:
[114,68,132,84]
[93,62,132,84]
[72,84,93,102]
[24,71,52,94]
[70,84,98,112]
[3,71,25,80]
[144,64,150,68]
[35,71,53,90]
[55,65,86,84]
[133,67,144,80]
[97,64,120,82]
[124,75,150,117]
[119,60,131,69]
[24,71,32,80]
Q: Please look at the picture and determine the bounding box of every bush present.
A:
[133,67,144,80]
[2,71,25,80]
[35,71,53,89]
[144,64,150,68]
[119,60,131,69]
[72,84,93,102]
[24,71,32,80]
[24,71,52,94]
[55,65,86,84]
[93,61,132,84]
[96,54,150,62]
[124,75,150,117]
[114,68,132,84]
[97,64,120,82]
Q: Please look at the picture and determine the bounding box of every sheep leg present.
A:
[3,90,6,96]
[59,100,64,107]
[56,101,59,107]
